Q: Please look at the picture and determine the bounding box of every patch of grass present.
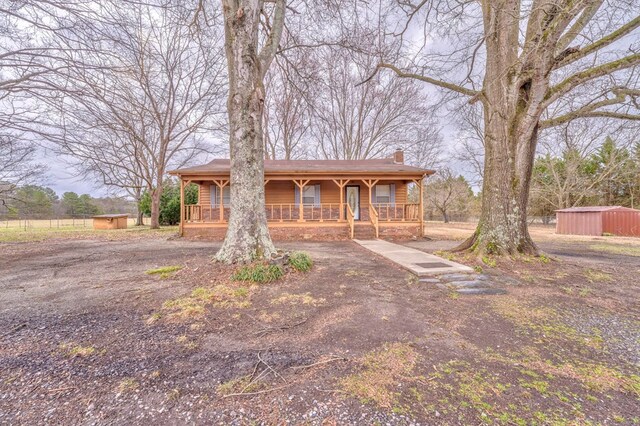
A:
[447,290,460,299]
[162,296,206,318]
[232,263,284,283]
[473,265,483,273]
[146,265,182,278]
[491,298,601,348]
[288,251,313,272]
[145,312,162,324]
[481,256,497,267]
[520,379,550,395]
[217,375,264,396]
[434,250,455,261]
[162,284,252,319]
[340,342,418,408]
[538,254,551,264]
[496,348,640,398]
[271,292,326,306]
[118,378,138,392]
[590,243,640,257]
[59,343,98,357]
[578,287,592,297]
[161,284,251,321]
[583,268,612,283]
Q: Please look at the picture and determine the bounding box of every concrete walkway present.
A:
[354,239,474,276]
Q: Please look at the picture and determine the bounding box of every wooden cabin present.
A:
[169,150,435,240]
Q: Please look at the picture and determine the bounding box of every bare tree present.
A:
[364,0,640,255]
[310,49,442,162]
[425,168,475,223]
[453,105,485,187]
[263,51,315,160]
[0,135,45,199]
[0,1,86,198]
[214,0,285,263]
[43,0,227,228]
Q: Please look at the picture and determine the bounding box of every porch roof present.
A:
[169,158,435,177]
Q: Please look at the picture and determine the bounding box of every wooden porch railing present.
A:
[346,204,355,239]
[184,204,232,223]
[369,203,379,238]
[265,204,342,222]
[184,203,420,225]
[373,203,420,222]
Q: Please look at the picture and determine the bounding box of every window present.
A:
[302,185,316,205]
[211,185,231,206]
[375,185,391,204]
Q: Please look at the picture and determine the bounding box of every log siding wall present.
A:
[196,179,410,206]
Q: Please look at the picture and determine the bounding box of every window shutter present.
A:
[314,184,321,206]
[294,185,300,206]
[390,183,396,205]
[210,185,218,206]
[373,185,378,204]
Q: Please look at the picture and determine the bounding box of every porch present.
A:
[178,177,425,239]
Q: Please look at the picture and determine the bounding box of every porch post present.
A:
[419,176,425,237]
[332,179,350,221]
[363,179,379,205]
[213,179,229,222]
[219,182,224,222]
[294,179,310,222]
[179,178,185,236]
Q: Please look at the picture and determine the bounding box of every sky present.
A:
[38,147,108,197]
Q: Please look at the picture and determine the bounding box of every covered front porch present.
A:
[178,176,425,239]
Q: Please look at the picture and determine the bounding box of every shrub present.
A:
[232,263,284,283]
[288,251,313,272]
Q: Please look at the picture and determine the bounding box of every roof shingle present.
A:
[170,158,434,176]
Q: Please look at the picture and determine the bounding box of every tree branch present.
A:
[541,87,640,128]
[258,0,285,77]
[555,0,603,53]
[555,15,640,69]
[545,53,640,105]
[359,63,479,97]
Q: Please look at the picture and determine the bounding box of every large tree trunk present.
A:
[455,0,550,256]
[149,187,161,229]
[215,0,280,263]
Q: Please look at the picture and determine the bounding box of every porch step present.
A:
[353,224,377,240]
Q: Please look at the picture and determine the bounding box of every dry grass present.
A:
[162,284,252,319]
[424,221,640,247]
[117,378,139,393]
[583,269,612,283]
[270,292,326,307]
[59,343,98,357]
[340,342,418,408]
[590,243,640,257]
[217,375,265,396]
[491,298,602,349]
[0,225,177,243]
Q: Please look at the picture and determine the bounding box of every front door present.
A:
[345,185,360,220]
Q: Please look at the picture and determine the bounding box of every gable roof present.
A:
[169,158,435,176]
[555,206,639,213]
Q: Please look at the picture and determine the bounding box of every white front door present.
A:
[346,186,360,220]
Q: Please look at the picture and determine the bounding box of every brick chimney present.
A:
[393,148,404,164]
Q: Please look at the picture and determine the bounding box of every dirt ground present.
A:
[1,226,639,425]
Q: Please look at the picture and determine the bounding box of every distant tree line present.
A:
[0,185,136,220]
[529,137,640,223]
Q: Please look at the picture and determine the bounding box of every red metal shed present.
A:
[556,206,640,236]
